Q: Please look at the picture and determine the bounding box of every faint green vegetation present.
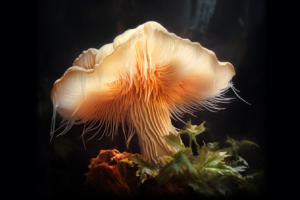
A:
[52,128,83,162]
[129,154,159,187]
[121,120,263,198]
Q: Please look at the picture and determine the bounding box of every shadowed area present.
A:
[84,149,192,199]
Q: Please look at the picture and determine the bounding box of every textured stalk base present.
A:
[84,149,192,199]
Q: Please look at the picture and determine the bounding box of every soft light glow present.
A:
[50,21,235,165]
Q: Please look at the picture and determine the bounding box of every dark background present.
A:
[32,0,267,199]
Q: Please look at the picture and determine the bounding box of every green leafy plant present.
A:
[121,120,261,197]
[129,154,159,187]
[222,135,259,171]
[178,119,205,148]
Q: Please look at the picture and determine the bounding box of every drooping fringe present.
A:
[50,22,247,163]
[230,82,251,105]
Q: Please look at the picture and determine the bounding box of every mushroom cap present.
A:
[50,21,235,150]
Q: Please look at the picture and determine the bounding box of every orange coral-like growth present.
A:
[84,149,191,199]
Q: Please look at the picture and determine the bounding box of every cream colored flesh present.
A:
[50,21,235,165]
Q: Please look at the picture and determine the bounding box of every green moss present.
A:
[121,120,262,198]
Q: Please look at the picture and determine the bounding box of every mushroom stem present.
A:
[50,21,236,167]
[128,94,178,165]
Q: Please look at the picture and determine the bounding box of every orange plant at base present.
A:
[84,149,192,199]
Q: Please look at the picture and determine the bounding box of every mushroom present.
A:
[50,21,236,165]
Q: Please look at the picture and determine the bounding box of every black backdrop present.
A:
[34,0,267,199]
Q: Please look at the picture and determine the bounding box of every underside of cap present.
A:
[50,21,235,163]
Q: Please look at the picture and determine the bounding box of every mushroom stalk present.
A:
[128,94,178,165]
[50,22,235,166]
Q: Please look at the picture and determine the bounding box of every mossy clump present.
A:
[85,120,264,199]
